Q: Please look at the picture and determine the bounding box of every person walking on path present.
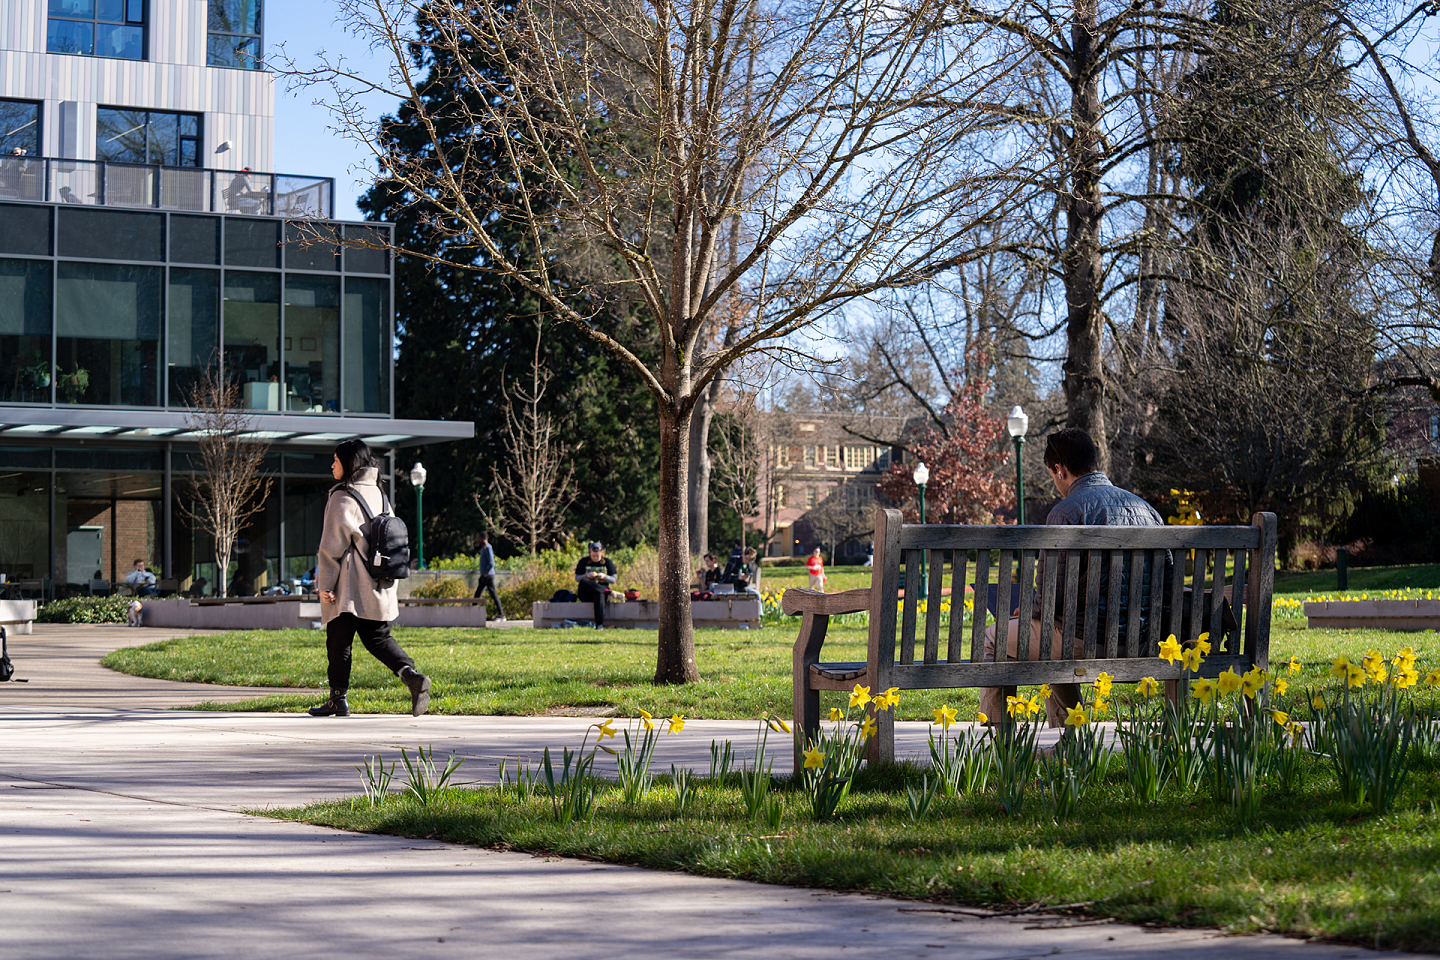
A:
[575,541,617,628]
[806,547,826,591]
[309,439,430,718]
[471,531,506,621]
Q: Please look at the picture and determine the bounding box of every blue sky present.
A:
[269,1,394,222]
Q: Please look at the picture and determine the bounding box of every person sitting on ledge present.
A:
[575,541,617,628]
[125,559,157,598]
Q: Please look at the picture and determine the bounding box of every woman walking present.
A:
[308,439,431,718]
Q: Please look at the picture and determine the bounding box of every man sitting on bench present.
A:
[981,427,1165,725]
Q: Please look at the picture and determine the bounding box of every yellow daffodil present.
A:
[597,720,618,740]
[1191,678,1215,703]
[1195,633,1212,655]
[1006,695,1027,719]
[849,684,872,709]
[1180,646,1204,673]
[1241,667,1264,700]
[1037,684,1052,702]
[1093,697,1110,718]
[1159,635,1183,664]
[1270,709,1289,725]
[1397,666,1419,690]
[828,707,842,723]
[1094,672,1114,698]
[977,711,989,724]
[1027,695,1044,718]
[1393,646,1418,669]
[803,747,825,769]
[933,705,957,730]
[1217,667,1243,696]
[1273,678,1289,697]
[1288,656,1302,675]
[1065,704,1088,727]
[1285,721,1303,747]
[668,714,686,733]
[638,708,654,731]
[1330,656,1350,679]
[860,715,877,738]
[767,716,792,734]
[1137,676,1160,697]
[1311,694,1326,710]
[1425,669,1440,689]
[872,687,901,712]
[1345,662,1365,689]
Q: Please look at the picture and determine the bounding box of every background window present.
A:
[48,0,146,60]
[0,259,54,403]
[284,275,339,413]
[342,278,389,413]
[96,108,200,166]
[0,100,41,157]
[168,268,219,406]
[222,271,280,410]
[208,0,263,69]
[56,261,162,406]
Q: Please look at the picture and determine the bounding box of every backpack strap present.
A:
[344,487,376,523]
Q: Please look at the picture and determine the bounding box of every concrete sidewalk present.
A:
[0,624,1416,959]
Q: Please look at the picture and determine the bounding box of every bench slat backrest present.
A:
[869,508,1277,684]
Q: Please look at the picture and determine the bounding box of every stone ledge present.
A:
[1304,599,1440,632]
[532,598,761,629]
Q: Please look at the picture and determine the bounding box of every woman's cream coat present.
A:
[316,466,399,625]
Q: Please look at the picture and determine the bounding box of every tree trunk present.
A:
[1061,0,1109,474]
[687,384,716,557]
[656,402,701,684]
[215,540,231,599]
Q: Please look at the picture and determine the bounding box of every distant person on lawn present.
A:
[471,531,506,621]
[806,547,826,591]
[979,427,1165,726]
[310,438,430,718]
[575,541,617,628]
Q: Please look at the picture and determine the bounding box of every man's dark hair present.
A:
[479,532,489,542]
[334,439,380,483]
[1043,428,1099,475]
[133,559,145,566]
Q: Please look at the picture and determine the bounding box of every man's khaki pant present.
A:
[979,618,1085,727]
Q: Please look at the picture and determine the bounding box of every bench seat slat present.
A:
[924,550,944,664]
[969,549,990,664]
[1016,550,1036,661]
[948,552,968,663]
[901,549,920,664]
[1209,547,1228,646]
[1104,551,1123,658]
[1060,551,1080,649]
[1083,550,1102,659]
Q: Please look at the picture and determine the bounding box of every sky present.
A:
[268,1,396,222]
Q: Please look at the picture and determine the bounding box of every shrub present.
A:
[410,575,471,599]
[499,570,576,618]
[38,596,132,624]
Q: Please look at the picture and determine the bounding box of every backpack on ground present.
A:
[344,487,411,584]
[0,626,13,682]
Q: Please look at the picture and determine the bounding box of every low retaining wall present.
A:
[139,598,486,629]
[0,599,37,635]
[1305,599,1440,631]
[532,597,761,629]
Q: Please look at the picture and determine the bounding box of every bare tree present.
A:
[181,367,272,599]
[707,391,762,537]
[292,0,1034,682]
[476,334,578,555]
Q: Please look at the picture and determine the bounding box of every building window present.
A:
[48,0,146,60]
[805,485,817,509]
[843,445,871,470]
[208,0,263,69]
[0,258,54,403]
[844,483,873,511]
[0,100,41,157]
[774,485,788,510]
[342,277,390,413]
[824,446,839,468]
[96,108,201,167]
[877,447,892,469]
[774,444,789,468]
[803,445,815,467]
[56,261,163,406]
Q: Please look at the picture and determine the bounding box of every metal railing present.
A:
[0,156,334,219]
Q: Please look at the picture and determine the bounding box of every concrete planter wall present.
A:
[0,599,38,634]
[139,597,487,630]
[532,597,761,629]
[1304,599,1440,631]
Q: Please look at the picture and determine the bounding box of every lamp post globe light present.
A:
[1006,406,1028,525]
[409,461,428,570]
[913,460,929,596]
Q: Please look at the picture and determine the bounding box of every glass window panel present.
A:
[97,0,124,22]
[168,268,219,407]
[207,35,260,68]
[283,454,332,475]
[209,0,262,34]
[223,271,281,409]
[285,222,337,271]
[145,111,180,166]
[58,208,164,262]
[47,19,94,54]
[342,278,389,414]
[126,0,143,21]
[0,447,50,469]
[55,261,162,406]
[0,100,41,158]
[96,24,144,60]
[96,108,148,163]
[50,0,94,16]
[0,204,52,256]
[55,448,162,470]
[342,226,389,274]
[284,275,339,413]
[0,481,52,583]
[283,477,328,579]
[224,217,280,268]
[0,259,53,404]
[170,215,219,264]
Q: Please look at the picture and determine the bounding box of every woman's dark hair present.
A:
[334,438,379,483]
[1043,427,1099,475]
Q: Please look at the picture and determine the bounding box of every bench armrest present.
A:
[782,587,869,617]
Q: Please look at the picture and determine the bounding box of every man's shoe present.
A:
[308,692,349,717]
[400,666,431,717]
[495,615,507,622]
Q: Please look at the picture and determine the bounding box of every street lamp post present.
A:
[1006,406,1029,525]
[913,461,929,597]
[409,461,428,570]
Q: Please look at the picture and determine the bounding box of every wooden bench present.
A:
[786,507,1277,773]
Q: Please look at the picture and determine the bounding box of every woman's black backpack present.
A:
[344,487,411,584]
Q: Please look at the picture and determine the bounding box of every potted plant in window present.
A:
[59,364,89,403]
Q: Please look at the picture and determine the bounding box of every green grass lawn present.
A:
[274,748,1440,952]
[103,621,1440,718]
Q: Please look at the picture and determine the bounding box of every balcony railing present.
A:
[0,156,335,219]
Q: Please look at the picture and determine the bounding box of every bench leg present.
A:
[793,612,827,775]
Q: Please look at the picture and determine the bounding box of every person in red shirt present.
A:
[806,547,826,591]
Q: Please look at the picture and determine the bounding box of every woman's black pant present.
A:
[576,581,608,626]
[326,612,414,693]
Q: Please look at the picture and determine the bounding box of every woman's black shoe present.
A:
[308,692,350,717]
[400,667,431,717]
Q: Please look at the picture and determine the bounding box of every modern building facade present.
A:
[0,1,471,596]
